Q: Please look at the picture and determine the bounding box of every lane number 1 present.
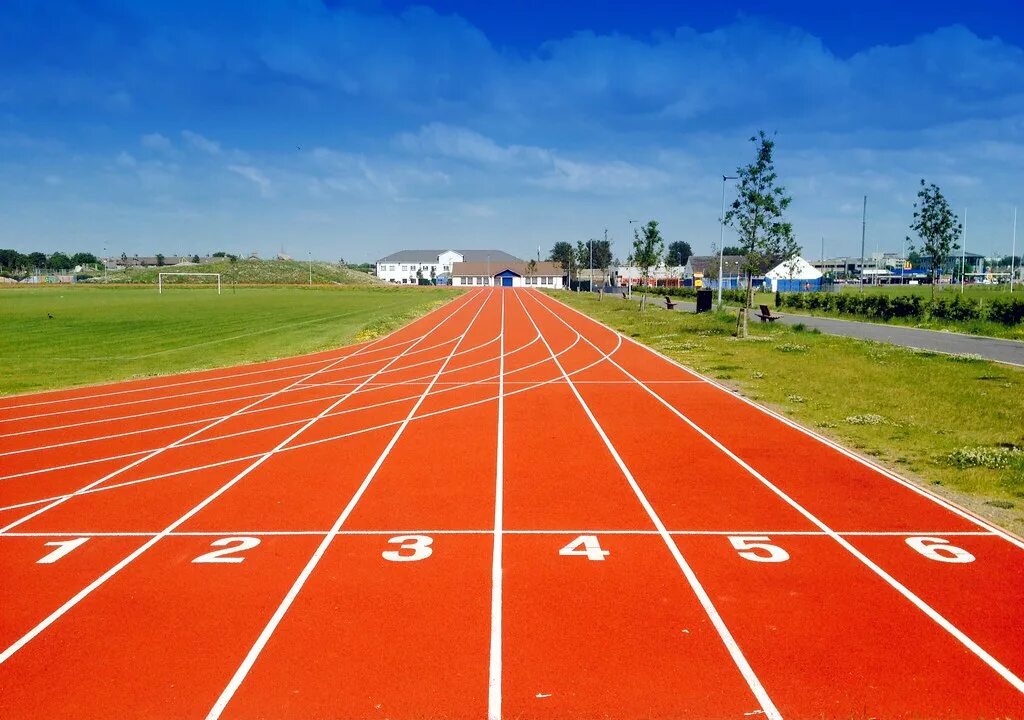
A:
[37,537,89,564]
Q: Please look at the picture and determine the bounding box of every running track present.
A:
[1,287,1022,719]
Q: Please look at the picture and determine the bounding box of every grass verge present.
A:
[552,290,1024,534]
[1,285,460,395]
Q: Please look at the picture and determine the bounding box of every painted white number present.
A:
[37,537,89,564]
[559,535,609,561]
[905,536,975,564]
[728,536,790,563]
[383,535,433,562]
[192,537,261,564]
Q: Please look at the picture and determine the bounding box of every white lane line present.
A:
[2,529,998,538]
[0,294,478,532]
[0,331,598,513]
[534,289,1024,696]
[514,289,781,720]
[205,288,495,720]
[488,289,506,720]
[0,290,485,665]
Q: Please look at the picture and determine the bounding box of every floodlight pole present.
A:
[718,176,738,306]
[1011,207,1018,293]
[308,251,313,286]
[859,195,867,292]
[961,208,967,294]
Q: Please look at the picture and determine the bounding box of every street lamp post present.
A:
[1011,207,1017,294]
[308,251,313,286]
[718,175,738,306]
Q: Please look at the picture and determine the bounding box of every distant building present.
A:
[376,250,522,285]
[765,256,823,292]
[451,260,563,288]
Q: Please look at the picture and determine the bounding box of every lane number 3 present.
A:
[382,535,433,562]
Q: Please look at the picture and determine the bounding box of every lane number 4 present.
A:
[559,535,610,561]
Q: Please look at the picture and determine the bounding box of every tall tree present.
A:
[71,252,98,266]
[27,251,47,269]
[724,131,799,337]
[47,252,73,270]
[632,220,664,311]
[665,241,692,267]
[549,241,574,283]
[722,245,745,256]
[907,179,962,300]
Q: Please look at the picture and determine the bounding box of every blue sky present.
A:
[1,0,1022,263]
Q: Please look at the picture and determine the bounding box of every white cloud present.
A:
[181,130,222,155]
[116,151,137,168]
[141,132,173,153]
[227,164,272,196]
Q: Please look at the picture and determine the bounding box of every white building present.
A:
[376,249,523,284]
[451,260,564,288]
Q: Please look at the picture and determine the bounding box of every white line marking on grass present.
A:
[514,289,782,720]
[534,289,1024,695]
[488,289,506,720]
[205,289,494,720]
[0,291,485,665]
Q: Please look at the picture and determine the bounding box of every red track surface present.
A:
[1,287,1023,719]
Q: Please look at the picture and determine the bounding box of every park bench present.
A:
[755,304,783,323]
[664,296,677,310]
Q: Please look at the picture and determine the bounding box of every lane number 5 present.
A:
[728,536,790,563]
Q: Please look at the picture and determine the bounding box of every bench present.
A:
[664,296,677,310]
[755,304,783,323]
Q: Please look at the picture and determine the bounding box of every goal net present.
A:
[157,272,222,294]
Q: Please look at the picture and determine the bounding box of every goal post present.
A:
[157,272,222,294]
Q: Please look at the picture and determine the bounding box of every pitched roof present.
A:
[451,260,562,277]
[377,249,523,264]
[687,255,745,274]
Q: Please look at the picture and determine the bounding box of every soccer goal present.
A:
[157,272,222,294]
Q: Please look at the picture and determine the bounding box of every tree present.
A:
[632,220,664,311]
[665,241,692,267]
[724,131,799,337]
[722,245,745,256]
[120,251,128,264]
[525,259,538,278]
[47,252,73,270]
[156,253,165,267]
[549,241,574,283]
[429,266,436,285]
[27,252,47,269]
[71,252,98,267]
[907,179,962,300]
[0,249,28,271]
[191,254,200,263]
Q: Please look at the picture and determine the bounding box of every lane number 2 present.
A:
[559,535,609,561]
[192,537,261,564]
[382,535,433,562]
[37,537,89,564]
[905,536,975,564]
[728,536,790,563]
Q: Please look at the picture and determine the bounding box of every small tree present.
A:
[46,252,73,270]
[156,253,165,267]
[665,241,692,267]
[907,179,961,300]
[724,131,798,337]
[429,266,436,285]
[525,258,538,279]
[192,254,200,263]
[632,220,664,311]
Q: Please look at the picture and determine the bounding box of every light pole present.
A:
[628,219,640,297]
[308,251,312,286]
[860,195,867,292]
[1011,207,1017,293]
[589,237,594,292]
[961,208,968,293]
[718,175,738,306]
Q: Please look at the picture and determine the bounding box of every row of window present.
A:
[379,264,450,273]
[524,276,555,285]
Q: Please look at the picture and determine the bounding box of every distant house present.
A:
[683,255,746,288]
[376,250,523,285]
[451,261,563,288]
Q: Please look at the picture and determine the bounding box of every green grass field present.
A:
[99,258,379,285]
[0,285,459,395]
[555,291,1024,534]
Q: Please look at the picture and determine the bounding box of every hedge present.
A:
[777,292,1024,326]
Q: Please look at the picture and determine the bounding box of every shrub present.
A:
[929,294,982,322]
[987,296,1024,326]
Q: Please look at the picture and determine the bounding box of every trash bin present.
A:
[696,289,713,313]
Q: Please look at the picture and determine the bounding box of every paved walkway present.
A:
[601,290,1024,367]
